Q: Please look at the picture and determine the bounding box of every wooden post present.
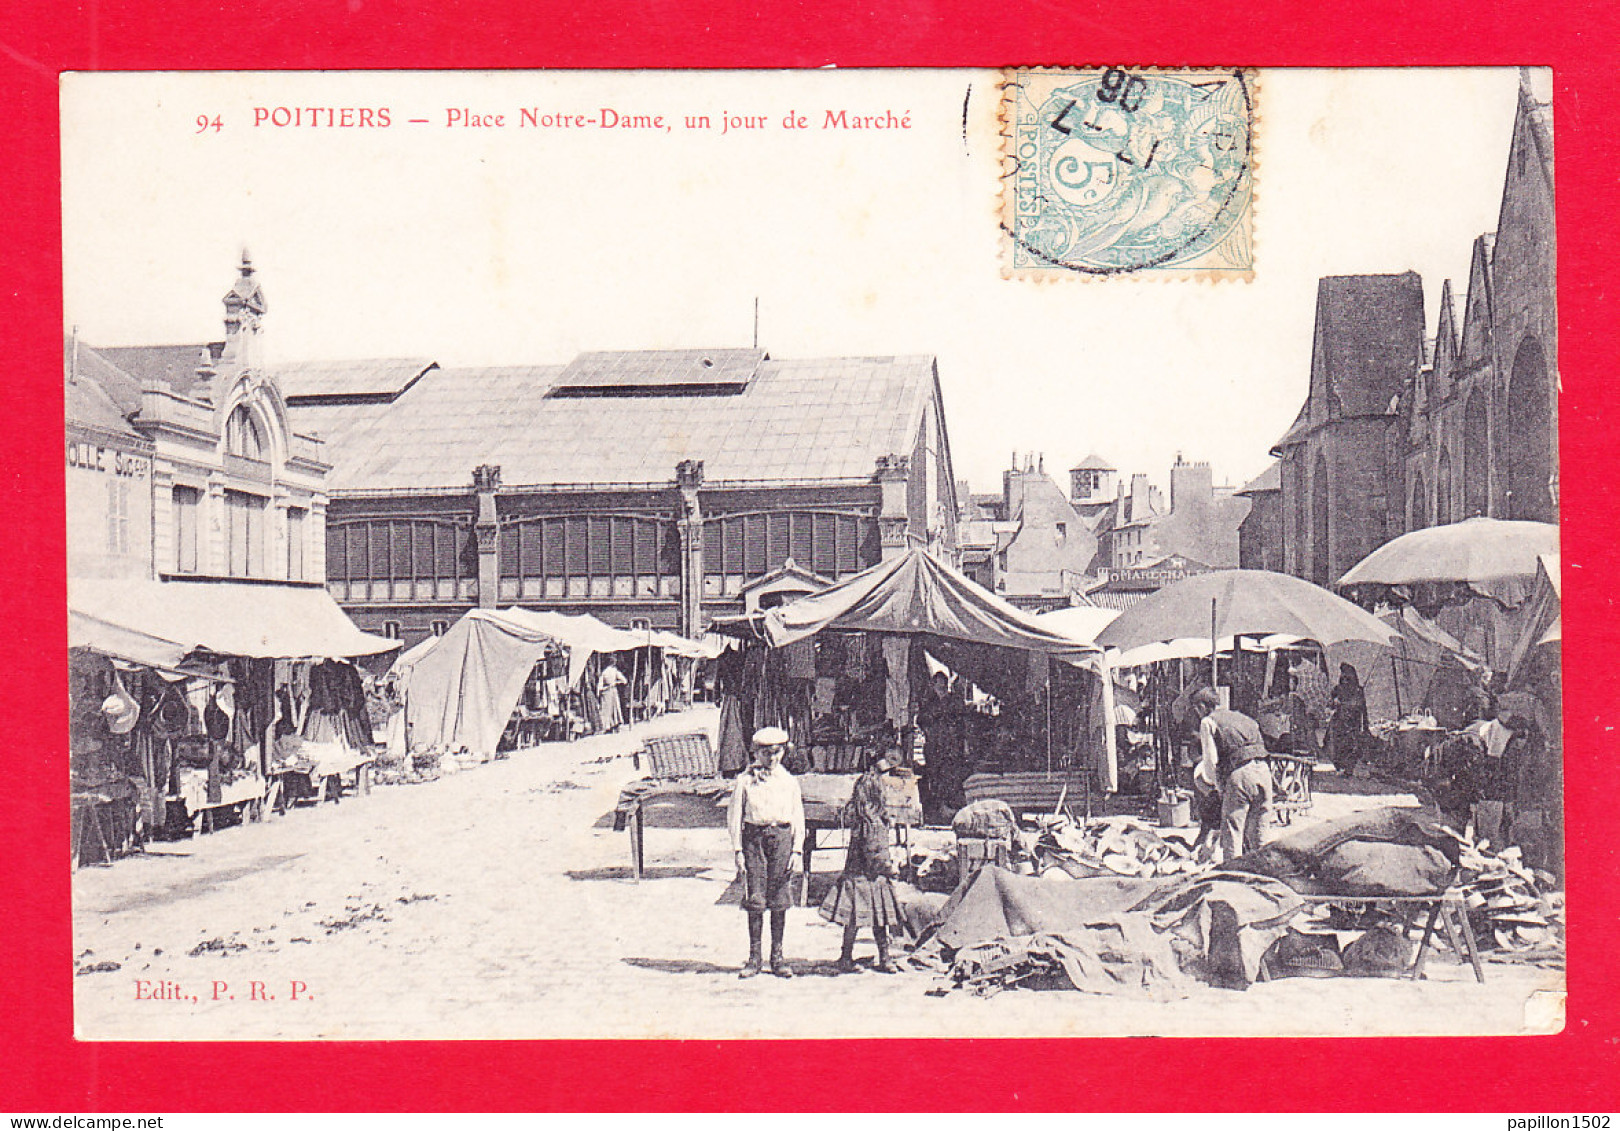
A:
[257,658,273,822]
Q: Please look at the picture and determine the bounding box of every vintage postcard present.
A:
[62,67,1562,1042]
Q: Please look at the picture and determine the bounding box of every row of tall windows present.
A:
[170,486,305,579]
[326,509,881,601]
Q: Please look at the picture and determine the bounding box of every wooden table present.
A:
[1286,891,1485,983]
[613,773,920,900]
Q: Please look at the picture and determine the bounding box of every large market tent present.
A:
[401,608,561,756]
[399,606,719,755]
[761,548,1118,788]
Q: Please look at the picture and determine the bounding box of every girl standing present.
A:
[821,749,906,973]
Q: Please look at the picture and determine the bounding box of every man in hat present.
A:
[726,726,805,978]
[1192,686,1274,860]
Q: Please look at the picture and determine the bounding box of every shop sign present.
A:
[67,439,149,478]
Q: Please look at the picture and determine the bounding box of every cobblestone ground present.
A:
[72,707,1563,1040]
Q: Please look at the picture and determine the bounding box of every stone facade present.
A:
[1265,74,1556,585]
[1406,77,1557,528]
[67,254,333,585]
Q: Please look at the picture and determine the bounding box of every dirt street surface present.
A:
[73,707,1564,1040]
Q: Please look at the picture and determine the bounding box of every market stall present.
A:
[714,548,1116,823]
[1339,522,1563,874]
[1096,569,1397,820]
[68,577,397,859]
[396,607,720,759]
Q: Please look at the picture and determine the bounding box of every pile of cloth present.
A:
[921,864,1302,997]
[1029,814,1201,879]
[1223,806,1461,897]
[1450,828,1563,957]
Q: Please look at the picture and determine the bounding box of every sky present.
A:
[60,68,1525,495]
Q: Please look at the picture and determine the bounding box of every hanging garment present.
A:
[844,635,870,681]
[102,672,140,736]
[784,638,818,681]
[881,636,911,728]
[812,677,838,717]
[204,695,231,742]
[717,694,751,775]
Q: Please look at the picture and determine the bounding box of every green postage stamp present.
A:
[999,67,1257,280]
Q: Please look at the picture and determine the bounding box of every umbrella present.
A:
[1112,633,1304,669]
[1095,569,1397,652]
[1337,517,1558,590]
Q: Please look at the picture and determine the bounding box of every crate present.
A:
[635,732,718,778]
[956,834,1013,886]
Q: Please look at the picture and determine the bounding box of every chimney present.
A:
[1131,473,1155,520]
[1170,458,1214,514]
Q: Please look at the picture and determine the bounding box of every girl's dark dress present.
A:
[819,765,905,932]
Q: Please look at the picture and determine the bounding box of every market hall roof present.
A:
[272,357,438,403]
[292,350,943,491]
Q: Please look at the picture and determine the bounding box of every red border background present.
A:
[3,0,1617,1112]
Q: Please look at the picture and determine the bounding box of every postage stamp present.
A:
[999,66,1257,279]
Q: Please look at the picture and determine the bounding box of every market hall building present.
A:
[288,349,960,646]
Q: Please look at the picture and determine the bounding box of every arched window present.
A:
[1435,450,1454,526]
[1504,338,1555,522]
[1463,388,1489,517]
[226,404,267,461]
[1310,452,1330,587]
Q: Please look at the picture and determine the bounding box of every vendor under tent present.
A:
[715,548,1118,814]
[67,577,397,859]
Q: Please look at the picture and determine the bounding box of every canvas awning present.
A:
[1505,553,1562,687]
[762,549,1105,665]
[68,577,399,661]
[497,608,646,687]
[761,549,1116,792]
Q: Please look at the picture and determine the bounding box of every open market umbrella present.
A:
[1095,569,1397,653]
[1337,517,1558,598]
[1112,633,1304,669]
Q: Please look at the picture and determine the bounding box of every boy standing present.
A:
[727,726,805,978]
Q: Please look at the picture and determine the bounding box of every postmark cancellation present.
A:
[999,67,1257,280]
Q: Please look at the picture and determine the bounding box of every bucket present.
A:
[1157,794,1192,828]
